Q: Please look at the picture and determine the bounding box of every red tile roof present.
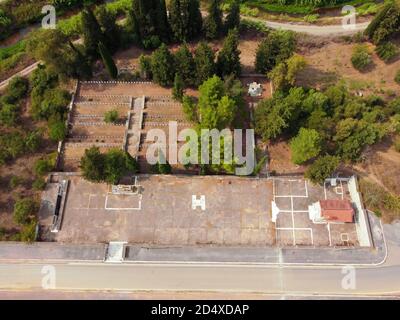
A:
[320,200,354,223]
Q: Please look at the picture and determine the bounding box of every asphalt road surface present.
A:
[0,262,399,297]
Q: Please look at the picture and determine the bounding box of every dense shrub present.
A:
[351,44,372,71]
[20,221,37,243]
[375,42,398,62]
[255,30,296,74]
[104,109,119,123]
[13,198,37,225]
[32,177,47,191]
[305,155,340,185]
[48,120,67,142]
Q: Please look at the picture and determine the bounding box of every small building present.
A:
[309,199,354,223]
[248,82,262,97]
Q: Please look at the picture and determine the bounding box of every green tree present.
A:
[80,146,106,182]
[104,109,119,123]
[172,73,184,101]
[13,198,37,225]
[182,95,198,122]
[32,88,70,121]
[186,0,203,40]
[139,54,152,79]
[254,88,305,141]
[198,75,237,129]
[286,54,307,85]
[268,62,288,92]
[194,42,216,86]
[104,149,138,184]
[216,28,241,78]
[204,0,223,40]
[290,128,322,165]
[96,6,120,52]
[174,44,195,86]
[255,30,296,74]
[81,8,105,60]
[27,29,80,79]
[305,155,340,185]
[98,42,118,79]
[364,1,400,44]
[130,0,171,47]
[169,0,186,42]
[224,0,240,32]
[151,44,176,86]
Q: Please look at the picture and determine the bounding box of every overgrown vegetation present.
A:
[359,179,400,223]
[80,147,139,184]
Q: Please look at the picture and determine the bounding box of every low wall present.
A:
[348,176,373,247]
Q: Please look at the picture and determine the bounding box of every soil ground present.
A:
[297,39,400,96]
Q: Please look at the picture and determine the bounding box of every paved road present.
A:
[260,19,370,36]
[0,62,41,91]
[0,262,399,296]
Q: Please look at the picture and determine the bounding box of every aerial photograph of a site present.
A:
[0,0,400,306]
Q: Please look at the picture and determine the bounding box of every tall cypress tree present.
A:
[169,0,202,42]
[225,0,240,32]
[174,43,195,86]
[69,41,92,80]
[216,28,241,78]
[98,41,118,79]
[155,0,171,43]
[194,42,216,86]
[204,0,223,40]
[169,0,185,42]
[131,0,171,46]
[186,0,203,40]
[151,44,176,86]
[172,73,184,101]
[96,6,120,52]
[81,8,105,61]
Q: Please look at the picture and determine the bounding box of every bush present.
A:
[375,42,398,62]
[25,130,42,153]
[351,44,372,71]
[304,14,319,23]
[32,177,47,191]
[305,155,340,185]
[34,158,53,176]
[394,137,400,153]
[13,198,37,225]
[5,76,29,102]
[395,70,400,84]
[48,120,67,142]
[104,109,119,124]
[0,103,19,127]
[290,128,321,165]
[9,176,24,189]
[20,221,37,243]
